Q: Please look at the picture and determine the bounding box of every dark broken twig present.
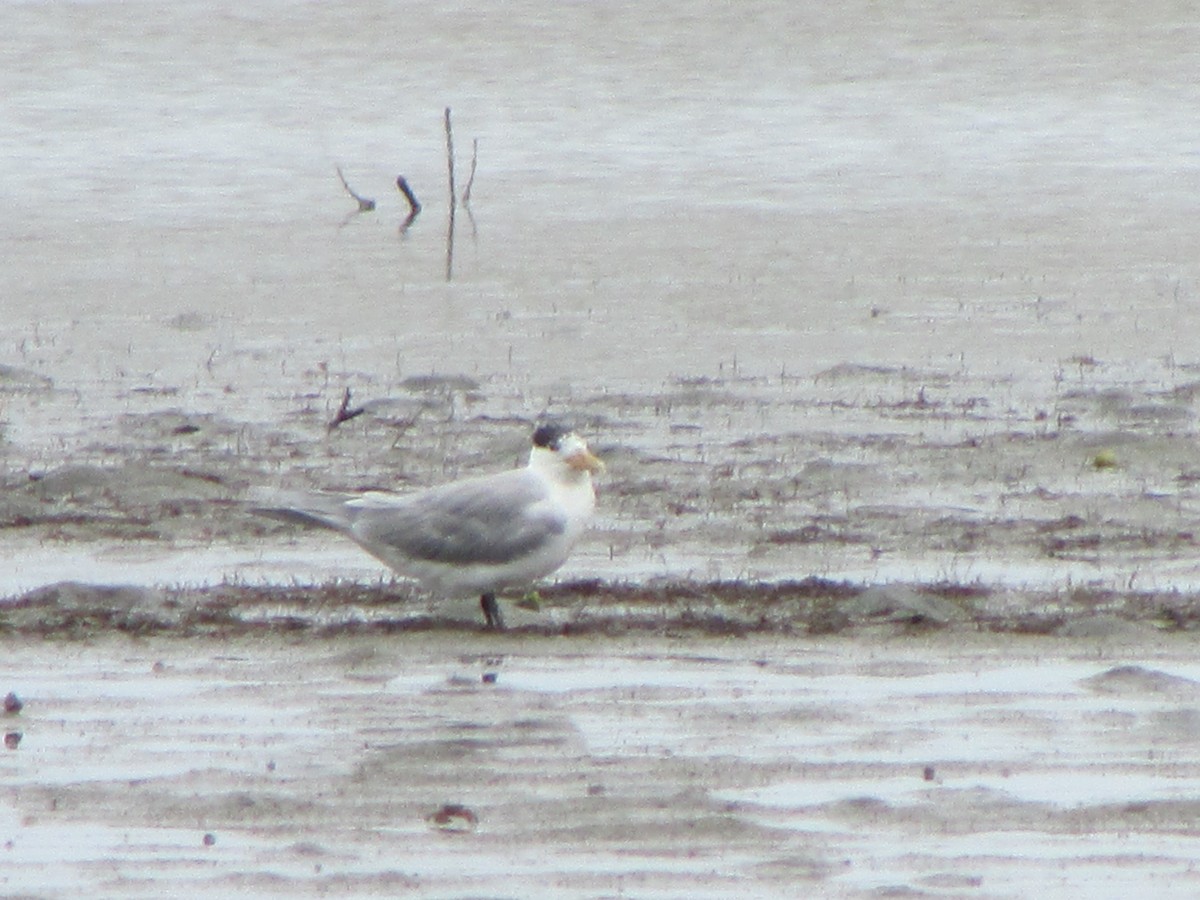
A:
[396,176,421,215]
[396,176,421,234]
[328,388,366,431]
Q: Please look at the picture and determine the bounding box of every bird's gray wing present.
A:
[350,470,567,566]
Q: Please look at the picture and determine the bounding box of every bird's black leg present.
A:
[481,593,506,631]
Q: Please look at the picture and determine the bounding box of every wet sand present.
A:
[6,630,1200,899]
[4,582,1200,898]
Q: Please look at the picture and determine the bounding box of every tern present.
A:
[253,423,603,629]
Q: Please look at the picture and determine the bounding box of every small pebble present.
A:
[3,692,21,714]
[5,732,22,750]
[202,833,216,846]
[923,766,936,782]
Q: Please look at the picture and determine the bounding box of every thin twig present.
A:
[328,387,366,431]
[444,107,457,281]
[335,167,375,212]
[462,138,478,206]
[444,107,457,210]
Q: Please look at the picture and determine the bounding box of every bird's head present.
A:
[532,422,605,475]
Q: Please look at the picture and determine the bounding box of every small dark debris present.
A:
[401,373,480,393]
[427,803,478,832]
[202,832,216,846]
[4,732,22,750]
[923,766,936,782]
[3,692,21,714]
[481,672,498,684]
[179,468,224,485]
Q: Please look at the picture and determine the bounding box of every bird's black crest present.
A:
[532,422,571,449]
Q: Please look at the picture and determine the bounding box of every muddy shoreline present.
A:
[6,354,1200,602]
[5,577,1200,640]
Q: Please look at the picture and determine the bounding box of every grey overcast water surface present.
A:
[4,2,1200,897]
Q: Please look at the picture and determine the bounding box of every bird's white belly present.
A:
[370,525,580,597]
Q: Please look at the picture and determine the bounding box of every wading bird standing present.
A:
[253,423,603,630]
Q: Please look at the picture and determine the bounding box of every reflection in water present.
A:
[445,192,455,280]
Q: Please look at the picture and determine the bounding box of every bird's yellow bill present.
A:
[566,448,605,473]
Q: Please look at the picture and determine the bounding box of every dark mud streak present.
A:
[4,578,1200,639]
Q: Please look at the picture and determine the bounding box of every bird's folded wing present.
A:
[350,472,568,566]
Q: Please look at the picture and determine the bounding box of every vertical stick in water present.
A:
[444,107,457,209]
[444,106,456,281]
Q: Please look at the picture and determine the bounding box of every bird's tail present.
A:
[248,490,354,533]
